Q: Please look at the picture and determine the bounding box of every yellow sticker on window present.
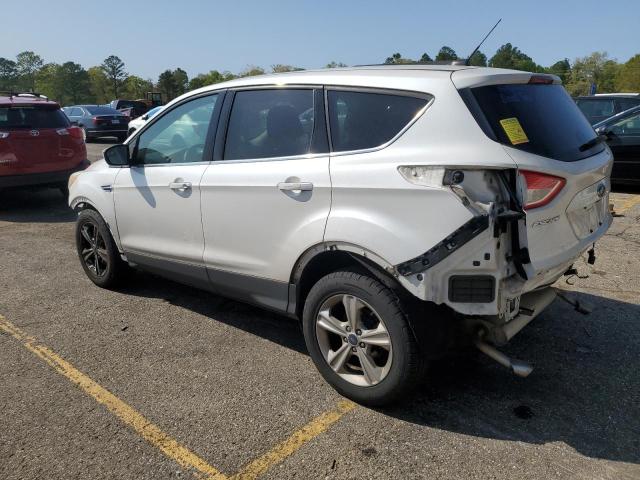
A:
[499,117,529,145]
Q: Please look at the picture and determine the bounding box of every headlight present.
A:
[68,172,80,189]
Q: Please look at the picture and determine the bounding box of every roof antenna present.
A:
[464,18,502,66]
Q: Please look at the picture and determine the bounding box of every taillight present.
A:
[520,170,565,210]
[92,117,98,125]
[67,126,84,139]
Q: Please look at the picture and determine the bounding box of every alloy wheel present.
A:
[315,294,393,387]
[79,221,109,277]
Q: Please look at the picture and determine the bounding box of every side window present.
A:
[327,90,429,152]
[610,112,640,136]
[135,94,218,164]
[224,89,314,160]
[616,98,640,112]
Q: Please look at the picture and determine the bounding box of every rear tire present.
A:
[302,271,426,406]
[75,209,128,288]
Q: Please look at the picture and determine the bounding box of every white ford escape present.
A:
[69,65,612,405]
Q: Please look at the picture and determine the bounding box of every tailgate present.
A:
[456,75,614,284]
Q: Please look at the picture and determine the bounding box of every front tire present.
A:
[302,271,426,406]
[75,209,127,288]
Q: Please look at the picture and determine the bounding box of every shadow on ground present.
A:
[121,272,640,466]
[0,188,75,223]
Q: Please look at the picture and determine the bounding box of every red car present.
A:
[0,93,89,195]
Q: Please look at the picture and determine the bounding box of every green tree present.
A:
[172,68,189,96]
[271,64,304,73]
[565,52,619,96]
[60,62,91,104]
[489,43,541,72]
[88,66,110,104]
[468,50,487,67]
[101,55,127,98]
[122,75,154,99]
[419,53,433,63]
[546,59,571,84]
[325,61,347,68]
[35,63,64,100]
[16,51,44,91]
[157,69,178,100]
[239,66,265,77]
[0,57,18,90]
[189,70,235,90]
[435,46,458,62]
[384,53,415,64]
[36,62,91,104]
[616,54,640,92]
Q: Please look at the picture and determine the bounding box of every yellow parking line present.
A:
[231,400,357,480]
[616,195,640,214]
[0,316,227,480]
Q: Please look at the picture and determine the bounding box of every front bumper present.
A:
[0,159,90,188]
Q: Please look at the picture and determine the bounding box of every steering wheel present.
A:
[182,143,205,163]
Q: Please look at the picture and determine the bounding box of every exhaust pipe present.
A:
[474,339,533,378]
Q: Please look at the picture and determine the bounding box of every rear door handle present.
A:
[277,182,313,191]
[169,181,192,191]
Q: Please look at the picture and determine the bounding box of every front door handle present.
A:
[277,181,313,191]
[169,181,192,191]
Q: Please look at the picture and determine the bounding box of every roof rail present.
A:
[0,91,49,99]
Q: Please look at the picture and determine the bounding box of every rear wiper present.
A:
[579,134,607,152]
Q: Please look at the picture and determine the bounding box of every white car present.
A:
[69,65,612,405]
[126,105,163,136]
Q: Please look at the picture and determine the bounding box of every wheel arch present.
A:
[290,242,405,320]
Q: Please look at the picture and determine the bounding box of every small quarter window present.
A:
[327,90,429,152]
[224,89,315,160]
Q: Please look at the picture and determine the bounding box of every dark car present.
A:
[0,93,88,194]
[108,99,149,119]
[575,94,640,125]
[594,105,640,185]
[63,105,128,142]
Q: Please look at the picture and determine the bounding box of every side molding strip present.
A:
[395,215,490,276]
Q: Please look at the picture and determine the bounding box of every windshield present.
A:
[0,106,70,129]
[471,84,603,162]
[86,106,122,115]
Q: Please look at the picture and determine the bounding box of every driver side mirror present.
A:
[141,114,149,120]
[104,143,130,166]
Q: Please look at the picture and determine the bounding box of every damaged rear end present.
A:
[392,69,613,373]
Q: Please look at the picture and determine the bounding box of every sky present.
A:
[2,0,638,80]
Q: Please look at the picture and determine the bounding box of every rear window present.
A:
[327,90,429,152]
[0,106,70,129]
[472,84,603,162]
[86,106,121,115]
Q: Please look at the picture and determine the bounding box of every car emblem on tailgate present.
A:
[29,130,40,136]
[596,183,606,198]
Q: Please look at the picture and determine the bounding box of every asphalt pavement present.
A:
[0,142,638,479]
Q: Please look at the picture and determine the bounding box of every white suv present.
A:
[69,65,612,405]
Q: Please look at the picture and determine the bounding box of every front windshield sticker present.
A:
[499,117,529,145]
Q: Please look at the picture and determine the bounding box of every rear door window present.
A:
[327,90,429,152]
[224,89,315,160]
[472,84,603,162]
[0,106,70,129]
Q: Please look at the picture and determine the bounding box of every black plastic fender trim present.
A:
[395,215,490,276]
